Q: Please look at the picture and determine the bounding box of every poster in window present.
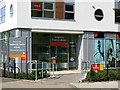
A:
[94,32,105,65]
[105,39,116,67]
[94,39,105,65]
[34,2,41,10]
[116,33,120,61]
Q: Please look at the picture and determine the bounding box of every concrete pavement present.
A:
[71,81,119,89]
[1,71,120,89]
[2,79,119,89]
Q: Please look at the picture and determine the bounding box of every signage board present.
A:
[51,42,68,46]
[51,35,68,46]
[92,64,100,71]
[100,64,104,70]
[51,34,68,42]
[9,37,26,54]
[9,54,26,61]
[34,2,41,10]
[92,64,104,71]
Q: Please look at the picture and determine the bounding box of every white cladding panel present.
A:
[0,0,119,32]
[0,0,17,32]
[75,0,118,32]
[17,0,118,32]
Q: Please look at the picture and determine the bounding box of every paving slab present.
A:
[71,81,119,89]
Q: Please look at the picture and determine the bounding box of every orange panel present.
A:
[116,34,120,39]
[21,54,26,61]
[9,54,22,58]
[9,54,26,61]
[94,32,98,38]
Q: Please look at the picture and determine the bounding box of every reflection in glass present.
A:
[105,39,116,67]
[116,39,120,67]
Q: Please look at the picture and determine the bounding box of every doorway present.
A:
[32,33,78,70]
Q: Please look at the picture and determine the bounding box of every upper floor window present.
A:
[31,0,75,20]
[115,0,120,23]
[0,6,6,24]
[31,2,55,18]
[115,9,120,23]
[65,3,74,19]
[44,2,55,18]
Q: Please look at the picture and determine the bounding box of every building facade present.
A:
[0,0,120,72]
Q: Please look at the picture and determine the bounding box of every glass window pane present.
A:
[65,4,74,11]
[1,16,5,23]
[0,17,1,24]
[57,54,68,63]
[44,11,54,18]
[57,47,68,54]
[39,54,49,61]
[115,9,120,23]
[44,3,53,10]
[0,8,1,17]
[9,30,15,37]
[1,7,5,16]
[65,13,74,19]
[105,39,116,67]
[39,46,49,53]
[31,10,42,17]
[32,2,42,10]
[31,2,34,9]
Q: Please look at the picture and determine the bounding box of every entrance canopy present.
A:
[32,29,84,34]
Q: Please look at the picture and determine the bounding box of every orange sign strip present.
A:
[9,54,26,58]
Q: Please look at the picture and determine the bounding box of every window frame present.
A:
[31,2,55,19]
[64,3,75,20]
[43,2,55,19]
[31,1,75,20]
[0,6,6,24]
[31,2,43,17]
[115,9,120,23]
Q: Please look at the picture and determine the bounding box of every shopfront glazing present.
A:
[32,32,78,70]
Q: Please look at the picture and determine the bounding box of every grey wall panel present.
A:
[88,38,94,63]
[83,38,87,61]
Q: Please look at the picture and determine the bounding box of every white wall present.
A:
[17,0,78,32]
[0,0,119,32]
[17,0,118,32]
[0,0,17,32]
[76,0,118,32]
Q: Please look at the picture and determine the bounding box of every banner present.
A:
[94,39,105,65]
[34,2,41,10]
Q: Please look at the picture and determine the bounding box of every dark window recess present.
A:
[94,32,104,38]
[115,9,120,23]
[94,9,104,21]
[44,3,53,10]
[31,10,42,17]
[31,2,42,17]
[31,1,75,20]
[44,11,54,18]
[65,13,74,19]
[31,2,34,9]
[65,5,73,11]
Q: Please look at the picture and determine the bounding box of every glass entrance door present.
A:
[51,46,69,70]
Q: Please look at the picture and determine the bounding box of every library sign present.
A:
[51,35,68,46]
[9,37,27,60]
